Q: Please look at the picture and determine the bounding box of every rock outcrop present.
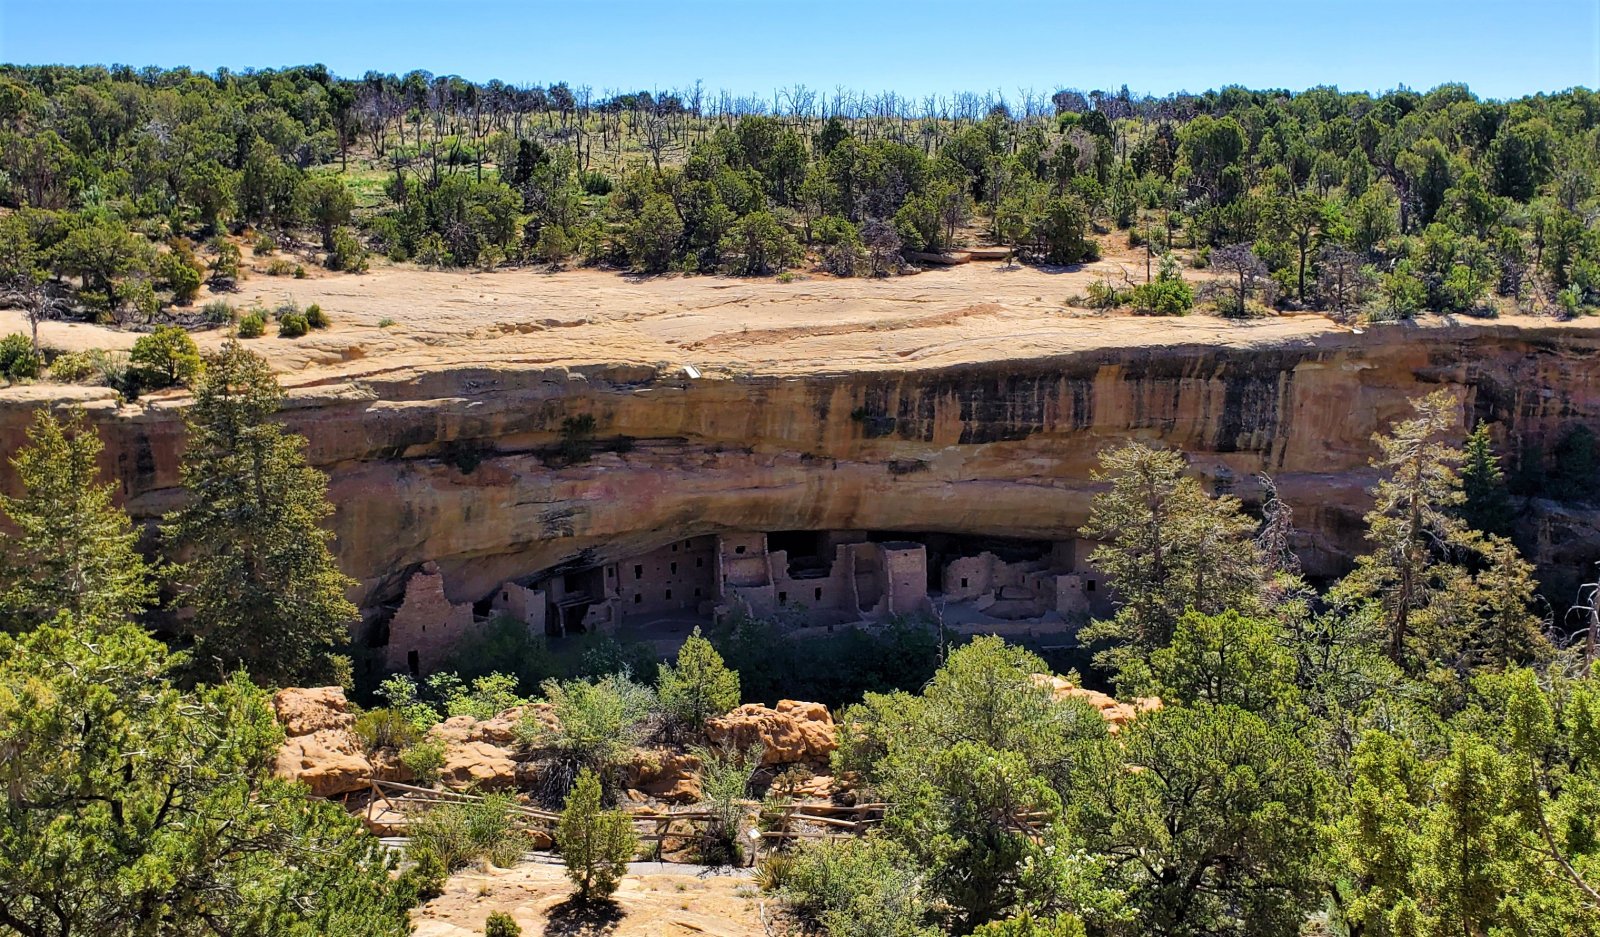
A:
[706,699,838,766]
[4,317,1598,628]
[271,687,372,797]
[1033,675,1161,733]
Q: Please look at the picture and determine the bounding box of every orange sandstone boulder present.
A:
[1030,674,1160,733]
[270,687,373,797]
[429,713,521,790]
[706,700,836,766]
[625,748,704,804]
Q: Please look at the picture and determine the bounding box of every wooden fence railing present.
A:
[362,777,891,862]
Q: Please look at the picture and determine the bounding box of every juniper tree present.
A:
[657,625,741,733]
[163,341,357,685]
[0,618,412,937]
[0,407,154,632]
[556,768,636,903]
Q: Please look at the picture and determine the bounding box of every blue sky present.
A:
[1,0,1596,100]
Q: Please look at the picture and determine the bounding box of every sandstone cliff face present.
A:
[3,322,1598,618]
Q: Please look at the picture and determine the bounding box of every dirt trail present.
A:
[412,860,764,937]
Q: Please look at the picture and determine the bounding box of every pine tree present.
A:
[657,625,741,733]
[1339,390,1474,666]
[1079,441,1263,682]
[1460,421,1515,536]
[0,407,153,631]
[163,341,357,685]
[556,768,636,903]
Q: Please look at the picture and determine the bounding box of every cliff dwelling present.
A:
[380,530,1114,675]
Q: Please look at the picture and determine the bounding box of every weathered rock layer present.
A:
[4,322,1598,617]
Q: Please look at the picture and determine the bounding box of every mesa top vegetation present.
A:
[0,66,1596,332]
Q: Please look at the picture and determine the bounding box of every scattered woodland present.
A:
[0,65,1599,374]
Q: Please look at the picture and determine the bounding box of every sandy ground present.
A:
[2,244,1592,392]
[413,859,765,937]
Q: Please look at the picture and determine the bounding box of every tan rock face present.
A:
[624,748,703,803]
[706,700,837,766]
[1032,674,1161,733]
[4,321,1598,623]
[428,711,526,790]
[270,687,373,797]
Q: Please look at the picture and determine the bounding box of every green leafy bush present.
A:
[779,838,936,937]
[278,312,310,338]
[47,350,97,383]
[304,303,330,329]
[657,626,740,732]
[520,673,656,776]
[237,311,266,338]
[129,325,203,389]
[202,299,236,325]
[483,911,521,937]
[0,333,41,380]
[399,737,447,785]
[406,793,526,872]
[353,706,421,752]
[328,225,369,272]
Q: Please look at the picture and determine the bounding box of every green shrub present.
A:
[426,671,527,721]
[377,674,445,730]
[277,312,310,338]
[399,848,447,902]
[202,299,236,325]
[519,673,655,776]
[129,325,203,389]
[399,737,447,785]
[1085,279,1123,309]
[209,238,242,284]
[0,333,41,381]
[483,911,521,937]
[253,232,277,255]
[691,741,762,866]
[378,317,397,328]
[328,225,369,272]
[780,838,935,937]
[156,250,203,305]
[265,258,297,277]
[1128,277,1195,316]
[406,793,526,872]
[47,350,97,383]
[579,170,612,196]
[534,225,574,265]
[657,626,740,732]
[236,311,267,338]
[352,706,421,752]
[304,303,329,329]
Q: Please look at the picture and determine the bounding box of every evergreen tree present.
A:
[556,767,636,903]
[1460,421,1514,536]
[0,617,413,937]
[657,625,740,732]
[1079,442,1263,682]
[1338,390,1473,667]
[163,341,357,685]
[0,407,153,631]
